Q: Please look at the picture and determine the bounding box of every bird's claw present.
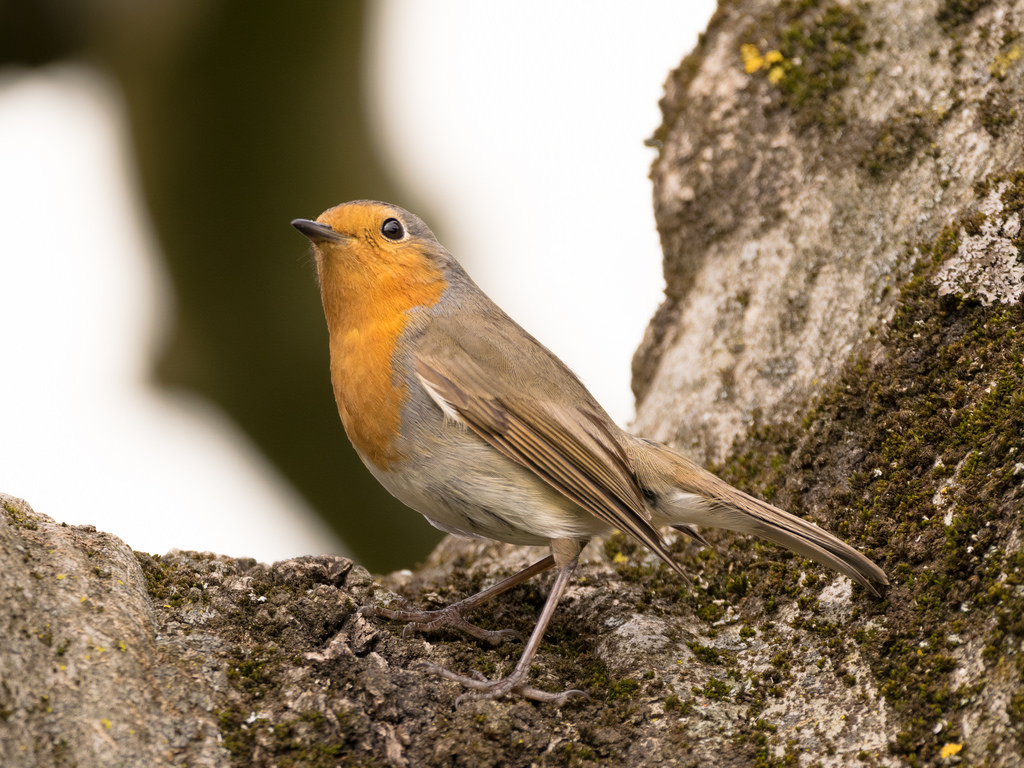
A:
[362,602,521,646]
[419,662,588,706]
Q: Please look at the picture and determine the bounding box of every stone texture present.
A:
[0,494,229,767]
[633,0,1024,467]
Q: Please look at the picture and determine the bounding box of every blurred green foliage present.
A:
[0,0,444,571]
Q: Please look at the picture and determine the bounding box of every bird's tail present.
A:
[628,437,888,596]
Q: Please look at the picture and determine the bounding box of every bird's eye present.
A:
[380,218,405,241]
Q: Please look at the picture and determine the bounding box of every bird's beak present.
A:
[291,219,350,243]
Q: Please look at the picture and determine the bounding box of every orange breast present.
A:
[320,254,445,470]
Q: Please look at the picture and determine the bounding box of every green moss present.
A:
[695,601,725,624]
[542,614,613,701]
[936,0,993,31]
[602,530,670,587]
[726,572,750,597]
[688,640,743,683]
[744,717,786,768]
[224,645,283,699]
[979,86,1018,137]
[217,707,259,762]
[741,0,868,129]
[695,677,733,701]
[556,742,598,764]
[607,678,641,702]
[3,500,39,530]
[860,109,937,177]
[714,170,1024,762]
[217,706,375,768]
[136,552,178,605]
[664,694,695,715]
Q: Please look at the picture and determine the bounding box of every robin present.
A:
[292,201,888,705]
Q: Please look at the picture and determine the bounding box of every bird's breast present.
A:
[329,322,410,470]
[321,271,446,471]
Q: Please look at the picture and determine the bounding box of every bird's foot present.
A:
[360,602,521,646]
[418,661,588,706]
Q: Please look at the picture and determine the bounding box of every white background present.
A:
[0,2,715,562]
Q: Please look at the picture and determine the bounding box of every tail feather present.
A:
[629,438,888,596]
[672,523,711,548]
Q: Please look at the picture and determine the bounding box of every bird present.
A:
[291,200,888,705]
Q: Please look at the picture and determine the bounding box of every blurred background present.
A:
[0,0,714,572]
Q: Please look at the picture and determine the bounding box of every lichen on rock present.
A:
[934,181,1024,306]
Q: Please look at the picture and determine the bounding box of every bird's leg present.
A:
[421,539,588,705]
[361,554,555,645]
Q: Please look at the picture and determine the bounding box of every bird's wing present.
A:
[413,316,685,576]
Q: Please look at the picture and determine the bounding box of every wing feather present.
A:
[413,325,684,576]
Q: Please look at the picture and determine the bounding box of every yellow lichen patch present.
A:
[742,44,787,82]
[939,743,962,759]
[990,45,1021,78]
[741,44,764,73]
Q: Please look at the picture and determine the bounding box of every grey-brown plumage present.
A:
[294,200,888,705]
